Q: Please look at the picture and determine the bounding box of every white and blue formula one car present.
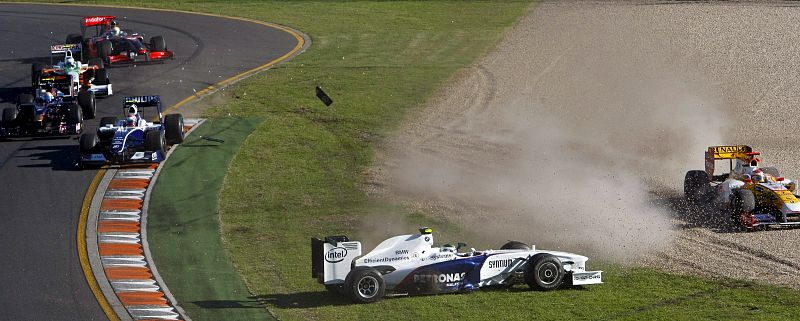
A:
[79,95,184,168]
[312,228,602,303]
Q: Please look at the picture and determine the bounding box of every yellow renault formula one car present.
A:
[684,145,800,230]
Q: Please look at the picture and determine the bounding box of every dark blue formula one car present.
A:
[79,95,183,168]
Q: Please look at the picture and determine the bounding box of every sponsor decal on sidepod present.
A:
[487,258,515,269]
[413,273,467,284]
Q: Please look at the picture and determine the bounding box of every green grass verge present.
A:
[147,118,270,321]
[31,0,800,320]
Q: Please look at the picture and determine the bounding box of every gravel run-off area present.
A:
[368,0,800,289]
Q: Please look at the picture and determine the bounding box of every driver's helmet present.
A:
[111,26,122,36]
[65,56,75,68]
[43,92,54,103]
[751,169,766,183]
[126,105,138,126]
[441,244,456,253]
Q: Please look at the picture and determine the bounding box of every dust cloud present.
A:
[369,6,732,262]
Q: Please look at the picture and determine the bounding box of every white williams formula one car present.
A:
[311,228,602,303]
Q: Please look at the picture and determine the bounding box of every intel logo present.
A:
[325,247,347,263]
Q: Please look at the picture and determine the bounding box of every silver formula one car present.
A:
[312,228,602,303]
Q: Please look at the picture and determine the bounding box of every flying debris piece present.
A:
[316,86,333,106]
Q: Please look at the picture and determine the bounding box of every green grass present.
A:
[28,0,800,320]
[148,118,270,321]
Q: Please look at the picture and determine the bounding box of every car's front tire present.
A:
[524,253,564,291]
[344,267,385,303]
[145,130,166,156]
[164,113,184,144]
[150,36,167,52]
[66,104,83,126]
[731,188,756,225]
[93,68,110,86]
[80,132,98,154]
[78,91,96,119]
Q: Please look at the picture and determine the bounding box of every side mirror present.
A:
[456,242,467,251]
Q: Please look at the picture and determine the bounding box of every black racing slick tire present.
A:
[2,107,17,127]
[164,113,184,145]
[88,58,104,69]
[731,189,756,214]
[99,41,113,59]
[80,133,98,154]
[17,94,34,105]
[93,68,110,86]
[524,253,565,291]
[684,170,710,204]
[344,267,385,304]
[500,241,531,250]
[66,34,83,45]
[150,36,167,52]
[78,91,96,119]
[145,130,166,156]
[31,63,45,88]
[66,104,83,125]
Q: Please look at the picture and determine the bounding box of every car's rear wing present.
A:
[83,16,116,27]
[82,16,116,37]
[311,235,362,285]
[51,43,81,55]
[50,44,83,63]
[705,145,758,178]
[124,96,163,122]
[124,95,161,108]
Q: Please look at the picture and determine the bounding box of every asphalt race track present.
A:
[0,4,298,320]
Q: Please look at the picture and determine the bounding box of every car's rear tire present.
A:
[66,104,83,125]
[78,91,96,119]
[164,113,184,144]
[524,253,564,291]
[31,63,45,88]
[66,34,83,45]
[88,58,105,69]
[2,107,18,127]
[500,241,531,250]
[344,267,385,304]
[150,36,167,52]
[80,133,98,154]
[145,130,166,156]
[17,94,34,105]
[684,170,710,204]
[99,41,113,58]
[93,68,110,86]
